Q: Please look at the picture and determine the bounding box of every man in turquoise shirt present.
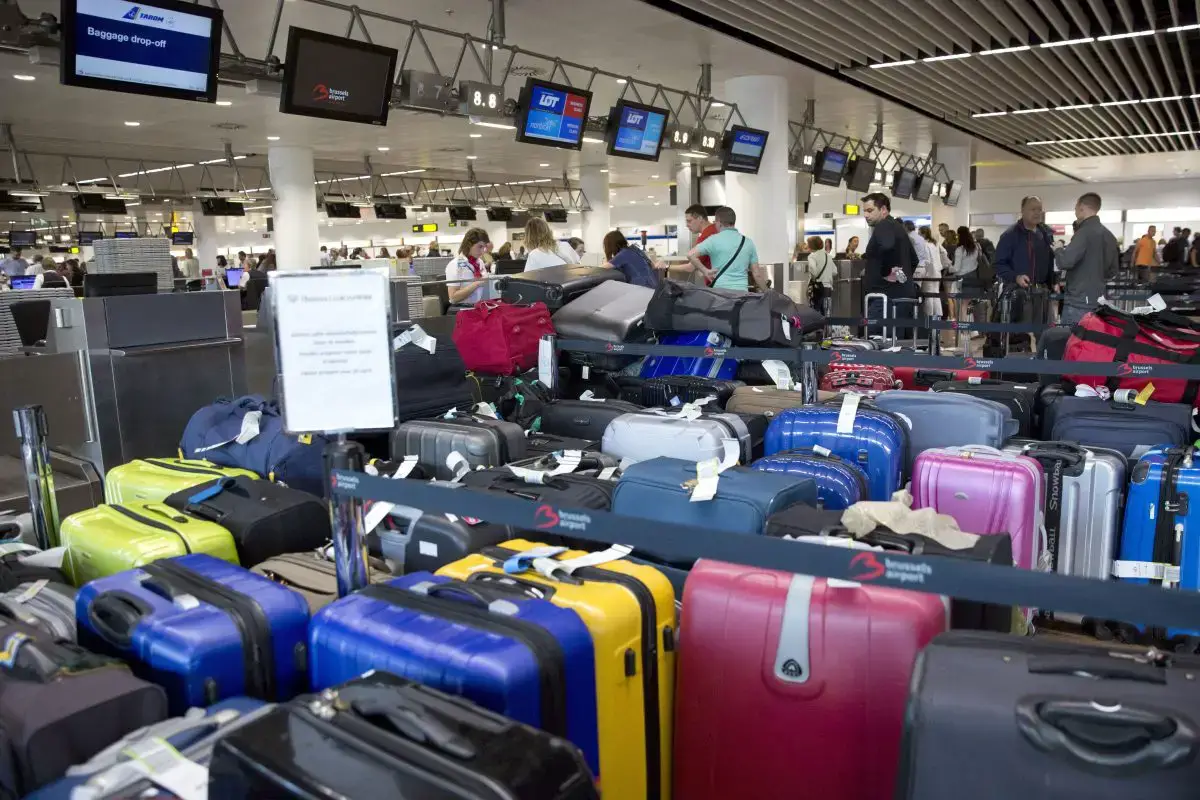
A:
[686,206,763,291]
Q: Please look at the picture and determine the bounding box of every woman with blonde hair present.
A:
[522,216,580,271]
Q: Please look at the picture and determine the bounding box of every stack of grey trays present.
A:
[0,287,76,355]
[389,275,425,322]
[93,238,174,293]
[410,257,447,281]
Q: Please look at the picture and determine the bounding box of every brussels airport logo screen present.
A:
[310,83,351,105]
[614,107,666,157]
[524,85,588,145]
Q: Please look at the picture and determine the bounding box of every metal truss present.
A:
[315,168,591,212]
[788,121,950,182]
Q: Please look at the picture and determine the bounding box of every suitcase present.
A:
[874,390,1015,459]
[374,499,512,575]
[630,375,742,409]
[551,279,652,371]
[309,572,601,776]
[826,337,878,350]
[1037,325,1072,384]
[75,554,310,714]
[537,397,645,441]
[912,446,1045,574]
[507,449,619,479]
[438,539,675,800]
[452,300,556,375]
[611,457,817,566]
[1003,440,1126,580]
[727,385,836,419]
[932,378,1038,437]
[0,616,168,798]
[601,412,741,468]
[392,325,476,422]
[639,331,738,380]
[523,432,598,460]
[60,502,240,587]
[0,548,67,592]
[0,580,76,641]
[730,410,769,461]
[207,671,599,800]
[103,458,258,505]
[251,552,393,612]
[899,632,1200,799]
[457,468,617,539]
[765,403,909,501]
[498,264,627,310]
[819,363,898,394]
[673,558,946,800]
[893,367,990,391]
[390,414,527,479]
[750,449,868,510]
[164,476,331,569]
[1039,394,1193,459]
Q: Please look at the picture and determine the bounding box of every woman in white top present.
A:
[803,235,834,314]
[444,227,491,306]
[917,226,944,318]
[522,217,580,271]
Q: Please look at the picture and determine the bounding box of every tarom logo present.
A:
[534,505,560,530]
[848,551,886,581]
[122,6,139,20]
[312,84,330,102]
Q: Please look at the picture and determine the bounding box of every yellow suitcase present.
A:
[438,539,675,800]
[104,458,259,504]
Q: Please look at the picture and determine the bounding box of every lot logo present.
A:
[848,551,933,585]
[626,112,645,125]
[122,5,169,23]
[533,504,592,532]
[312,83,351,104]
[538,93,563,109]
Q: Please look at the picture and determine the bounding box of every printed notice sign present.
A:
[273,270,396,433]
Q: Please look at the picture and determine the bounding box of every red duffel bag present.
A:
[1064,305,1200,406]
[452,300,555,376]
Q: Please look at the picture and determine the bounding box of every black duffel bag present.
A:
[644,280,824,347]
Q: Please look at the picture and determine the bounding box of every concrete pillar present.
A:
[267,145,321,271]
[193,203,217,272]
[719,75,794,264]
[675,160,697,255]
[579,166,610,256]
[931,145,971,237]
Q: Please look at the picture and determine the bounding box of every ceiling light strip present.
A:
[978,45,1032,55]
[1096,30,1155,41]
[1040,36,1096,48]
[1026,130,1200,145]
[969,91,1199,116]
[923,53,971,62]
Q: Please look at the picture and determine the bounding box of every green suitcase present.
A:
[61,503,240,587]
[104,458,259,505]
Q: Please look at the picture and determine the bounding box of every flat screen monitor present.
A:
[280,27,398,126]
[374,203,407,220]
[114,231,138,238]
[813,147,849,187]
[60,0,222,103]
[84,272,157,297]
[892,168,918,200]
[171,231,194,245]
[9,230,36,247]
[912,174,935,203]
[78,231,104,244]
[845,157,876,192]
[224,267,243,287]
[312,264,362,270]
[9,275,37,289]
[324,202,361,219]
[721,126,769,174]
[944,181,963,207]
[515,78,592,151]
[605,100,669,162]
[543,209,569,223]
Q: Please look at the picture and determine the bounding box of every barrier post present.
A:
[12,405,60,550]
[928,314,941,356]
[800,342,819,404]
[539,333,559,395]
[325,436,370,597]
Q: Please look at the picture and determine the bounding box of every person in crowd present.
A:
[994,196,1055,294]
[1190,232,1200,268]
[904,220,931,277]
[171,254,182,279]
[860,194,920,336]
[686,206,763,291]
[1157,238,1167,263]
[805,234,834,314]
[236,251,248,269]
[178,248,200,279]
[602,231,658,288]
[26,254,46,276]
[1055,192,1119,327]
[378,247,391,260]
[69,259,86,287]
[523,217,580,270]
[497,242,512,259]
[842,236,860,257]
[683,204,718,276]
[319,246,331,267]
[518,246,526,258]
[824,238,834,254]
[445,227,491,305]
[349,247,365,261]
[568,237,586,260]
[794,240,810,259]
[1133,225,1160,283]
[1163,228,1192,269]
[917,225,945,319]
[973,228,996,265]
[258,252,277,272]
[426,240,440,258]
[942,228,959,262]
[216,255,228,270]
[1,247,28,277]
[949,226,984,295]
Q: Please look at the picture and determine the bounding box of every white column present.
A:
[267,145,321,271]
[192,203,217,271]
[675,160,697,255]
[931,146,971,235]
[579,166,610,256]
[719,75,795,264]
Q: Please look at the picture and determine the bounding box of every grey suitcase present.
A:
[390,415,526,480]
[705,411,755,464]
[1002,439,1126,581]
[874,390,1016,463]
[551,280,653,342]
[0,580,77,641]
[601,412,742,467]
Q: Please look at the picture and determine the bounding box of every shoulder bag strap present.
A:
[711,236,746,286]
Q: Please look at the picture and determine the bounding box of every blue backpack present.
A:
[179,396,329,496]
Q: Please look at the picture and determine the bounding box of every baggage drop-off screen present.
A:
[522,83,590,146]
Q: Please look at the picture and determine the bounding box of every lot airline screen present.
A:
[523,83,589,146]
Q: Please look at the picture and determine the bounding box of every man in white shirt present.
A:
[178,248,201,279]
[903,220,930,276]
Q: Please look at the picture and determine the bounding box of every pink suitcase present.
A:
[673,556,948,800]
[911,445,1045,572]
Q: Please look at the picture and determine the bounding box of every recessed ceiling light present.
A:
[646,195,653,198]
[630,200,637,204]
[124,121,141,127]
[654,202,661,206]
[215,100,232,107]
[600,169,608,173]
[813,193,822,197]
[540,163,550,167]
[616,78,627,84]
[469,133,483,139]
[267,135,280,141]
[466,155,478,159]
[377,146,390,152]
[62,215,70,219]
[651,174,659,179]
[12,74,35,81]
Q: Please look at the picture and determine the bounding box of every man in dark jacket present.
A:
[861,193,919,340]
[973,228,996,265]
[994,196,1055,290]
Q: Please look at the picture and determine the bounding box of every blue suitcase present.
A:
[308,572,601,778]
[751,449,868,510]
[765,405,908,500]
[76,554,310,714]
[639,331,738,379]
[611,457,817,566]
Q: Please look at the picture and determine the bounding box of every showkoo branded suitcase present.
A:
[103,458,258,505]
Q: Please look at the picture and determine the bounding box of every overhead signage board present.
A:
[691,128,721,156]
[411,223,439,233]
[459,81,505,118]
[280,27,399,126]
[606,100,669,162]
[721,126,769,174]
[514,78,592,151]
[399,70,457,114]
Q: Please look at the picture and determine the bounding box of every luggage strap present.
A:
[1152,449,1190,585]
[1112,560,1180,585]
[1042,457,1065,572]
[710,235,746,287]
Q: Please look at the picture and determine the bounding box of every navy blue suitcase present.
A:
[751,449,869,510]
[76,554,311,714]
[1040,395,1193,460]
[308,572,602,778]
[640,331,738,380]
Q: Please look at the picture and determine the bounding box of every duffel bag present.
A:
[452,300,555,376]
[179,395,329,496]
[644,280,824,347]
[1064,305,1200,407]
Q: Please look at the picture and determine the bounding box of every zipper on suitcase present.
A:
[111,505,192,554]
[143,459,226,477]
[482,546,664,800]
[139,560,276,700]
[358,583,569,739]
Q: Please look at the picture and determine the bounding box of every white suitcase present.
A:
[601,412,742,467]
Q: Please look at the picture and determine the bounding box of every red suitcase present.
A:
[673,558,947,800]
[819,363,898,394]
[893,367,990,391]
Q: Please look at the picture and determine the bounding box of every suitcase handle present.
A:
[1017,698,1197,776]
[345,691,477,760]
[423,581,505,609]
[87,591,153,648]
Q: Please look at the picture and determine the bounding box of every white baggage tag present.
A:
[362,456,421,533]
[670,396,683,407]
[579,390,597,401]
[119,738,207,800]
[538,337,554,386]
[12,579,47,604]
[762,360,794,390]
[0,542,39,558]
[719,439,740,471]
[679,403,703,421]
[781,315,792,341]
[1164,564,1182,586]
[706,332,722,345]
[690,458,721,502]
[507,464,548,484]
[1111,560,1166,580]
[536,545,634,579]
[17,547,64,568]
[618,457,637,472]
[582,365,590,380]
[446,452,471,483]
[968,376,983,385]
[473,402,499,419]
[192,410,261,453]
[812,445,832,457]
[442,408,460,419]
[392,324,435,354]
[836,393,861,434]
[598,466,618,480]
[1148,293,1168,312]
[550,450,583,475]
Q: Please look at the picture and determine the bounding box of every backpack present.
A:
[1163,237,1186,265]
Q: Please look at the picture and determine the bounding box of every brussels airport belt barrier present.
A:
[329,470,1200,632]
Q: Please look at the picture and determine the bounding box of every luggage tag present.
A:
[362,456,421,533]
[761,360,794,391]
[114,737,207,800]
[446,452,472,483]
[473,402,500,419]
[192,410,261,454]
[598,466,618,480]
[836,393,861,434]
[968,376,983,384]
[579,390,599,401]
[11,579,47,604]
[689,458,722,502]
[538,337,555,386]
[531,544,634,581]
[392,324,437,354]
[780,315,792,341]
[501,546,569,575]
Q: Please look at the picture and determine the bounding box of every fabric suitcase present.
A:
[727,385,835,418]
[498,264,626,310]
[751,449,867,510]
[507,450,619,479]
[1039,394,1193,459]
[0,549,67,592]
[452,300,555,375]
[645,281,823,346]
[601,412,738,468]
[208,671,598,800]
[60,502,239,587]
[931,378,1038,437]
[674,558,946,800]
[899,632,1200,799]
[1004,440,1126,581]
[252,552,392,613]
[874,390,1014,458]
[524,432,598,460]
[390,414,527,478]
[551,279,652,371]
[76,554,310,714]
[639,330,738,380]
[438,539,675,800]
[457,468,616,539]
[819,363,898,394]
[537,397,644,440]
[765,403,909,501]
[164,476,331,569]
[0,581,76,641]
[392,326,475,422]
[632,375,742,408]
[103,458,258,505]
[893,366,990,391]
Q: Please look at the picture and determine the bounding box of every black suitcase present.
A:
[507,449,619,479]
[497,264,627,311]
[165,477,331,568]
[0,616,168,797]
[375,497,510,575]
[1039,394,1193,458]
[1038,325,1073,385]
[537,398,644,440]
[0,549,68,591]
[457,468,616,538]
[633,376,743,410]
[393,328,475,423]
[208,671,599,800]
[524,432,599,459]
[899,632,1200,799]
[931,378,1039,437]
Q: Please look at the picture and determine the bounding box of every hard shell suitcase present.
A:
[639,331,737,380]
[390,414,527,479]
[893,367,990,391]
[673,558,946,800]
[932,378,1038,437]
[251,552,393,612]
[1039,394,1193,459]
[309,572,600,775]
[751,449,868,510]
[874,390,1015,458]
[103,458,258,505]
[164,476,331,569]
[438,539,676,800]
[75,554,310,714]
[602,412,740,468]
[375,499,511,575]
[60,502,239,587]
[632,375,742,409]
[765,402,909,501]
[551,280,652,371]
[726,385,836,419]
[899,632,1200,800]
[498,264,627,310]
[537,397,644,441]
[207,672,599,800]
[0,580,77,641]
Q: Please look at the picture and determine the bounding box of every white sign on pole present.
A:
[272,270,397,433]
